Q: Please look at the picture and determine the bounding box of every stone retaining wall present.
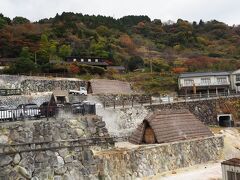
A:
[0,115,111,179]
[0,93,86,107]
[0,75,85,93]
[0,93,51,108]
[96,135,224,179]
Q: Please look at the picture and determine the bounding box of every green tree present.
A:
[12,16,30,24]
[38,34,59,63]
[12,47,36,73]
[127,56,144,71]
[0,13,11,28]
[59,45,72,59]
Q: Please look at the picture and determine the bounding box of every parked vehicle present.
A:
[16,103,40,119]
[69,87,87,95]
[0,106,13,121]
[71,102,84,114]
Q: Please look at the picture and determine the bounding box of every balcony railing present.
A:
[181,81,230,87]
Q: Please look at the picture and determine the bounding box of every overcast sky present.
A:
[1,0,239,25]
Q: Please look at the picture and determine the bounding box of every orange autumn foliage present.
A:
[69,63,80,74]
[172,67,188,74]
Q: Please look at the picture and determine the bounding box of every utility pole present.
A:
[34,52,37,64]
[148,48,153,74]
[150,58,153,74]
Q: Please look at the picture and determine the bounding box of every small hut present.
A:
[129,109,213,144]
[221,158,240,180]
[51,90,70,105]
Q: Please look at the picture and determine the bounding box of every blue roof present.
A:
[179,72,230,78]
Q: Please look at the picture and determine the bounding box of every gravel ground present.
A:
[154,162,222,180]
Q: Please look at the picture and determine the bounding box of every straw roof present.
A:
[129,109,213,144]
[90,79,132,94]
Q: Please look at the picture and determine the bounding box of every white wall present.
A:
[231,69,240,91]
[179,75,230,89]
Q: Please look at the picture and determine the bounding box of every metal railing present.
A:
[0,104,96,123]
[0,89,21,96]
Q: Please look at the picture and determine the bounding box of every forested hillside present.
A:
[1,12,240,93]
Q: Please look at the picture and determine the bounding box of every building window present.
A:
[227,171,235,180]
[95,59,98,62]
[236,74,240,81]
[81,59,84,62]
[88,59,91,62]
[201,78,211,84]
[184,79,194,86]
[217,77,227,84]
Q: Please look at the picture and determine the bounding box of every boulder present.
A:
[0,135,8,144]
[13,154,21,165]
[57,156,65,166]
[54,166,67,175]
[0,155,13,167]
[18,166,32,179]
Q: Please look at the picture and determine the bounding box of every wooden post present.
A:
[132,96,134,107]
[150,95,152,106]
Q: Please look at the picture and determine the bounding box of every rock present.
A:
[0,155,13,166]
[60,133,68,140]
[54,166,67,175]
[0,135,8,144]
[59,149,69,158]
[35,152,48,163]
[70,119,78,126]
[75,129,84,137]
[18,166,32,179]
[31,177,39,180]
[64,155,74,164]
[13,154,21,165]
[57,156,65,166]
[89,127,97,134]
[53,175,62,180]
[63,174,72,180]
[96,121,106,128]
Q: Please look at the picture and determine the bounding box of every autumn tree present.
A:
[68,63,80,74]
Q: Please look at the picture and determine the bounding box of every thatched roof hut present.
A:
[88,79,132,95]
[51,90,69,104]
[129,109,213,144]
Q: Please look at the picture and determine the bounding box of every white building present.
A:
[230,69,240,92]
[178,72,231,95]
[221,158,240,180]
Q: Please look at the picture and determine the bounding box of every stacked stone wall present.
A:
[0,115,111,179]
[96,135,224,179]
[0,75,86,93]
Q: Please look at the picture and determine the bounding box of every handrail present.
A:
[0,104,96,123]
[101,92,240,109]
